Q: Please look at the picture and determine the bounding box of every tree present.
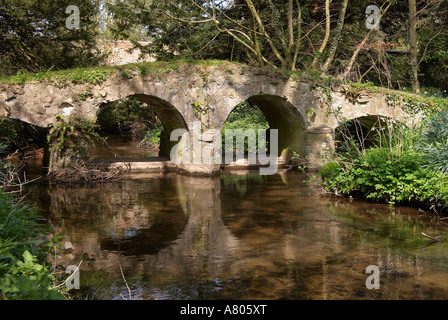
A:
[321,0,348,73]
[109,0,309,70]
[413,0,448,90]
[341,0,392,80]
[311,0,331,69]
[408,0,419,91]
[106,0,448,91]
[0,0,102,76]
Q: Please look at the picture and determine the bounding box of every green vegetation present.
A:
[48,115,103,168]
[0,119,45,155]
[416,109,448,174]
[2,0,448,301]
[0,59,232,86]
[221,101,269,154]
[0,0,102,77]
[108,0,448,92]
[96,97,163,149]
[0,145,65,299]
[320,108,448,214]
[386,91,448,116]
[0,66,111,86]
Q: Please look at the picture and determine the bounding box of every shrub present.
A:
[319,162,341,181]
[141,128,161,147]
[48,115,103,168]
[321,148,448,211]
[221,101,269,154]
[416,109,448,174]
[0,191,64,300]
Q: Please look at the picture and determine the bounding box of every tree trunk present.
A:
[341,1,391,80]
[291,0,302,71]
[322,0,349,73]
[285,0,294,70]
[409,0,420,91]
[311,0,331,69]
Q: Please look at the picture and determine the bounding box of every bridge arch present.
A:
[334,114,404,152]
[0,61,411,173]
[95,94,189,159]
[220,94,308,163]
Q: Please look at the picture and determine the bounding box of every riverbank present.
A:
[0,143,68,300]
[0,190,67,299]
[318,108,448,216]
[319,151,448,215]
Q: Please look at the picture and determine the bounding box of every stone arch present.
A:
[335,115,398,151]
[221,94,308,162]
[131,94,189,158]
[96,94,189,158]
[0,116,48,168]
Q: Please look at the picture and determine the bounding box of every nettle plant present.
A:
[47,115,103,168]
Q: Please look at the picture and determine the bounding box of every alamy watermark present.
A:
[65,265,80,290]
[365,265,380,290]
[170,121,279,175]
[366,5,381,30]
[66,5,80,30]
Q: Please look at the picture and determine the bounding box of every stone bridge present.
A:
[0,61,407,174]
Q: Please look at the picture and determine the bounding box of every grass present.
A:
[1,58,446,117]
[0,59,237,86]
[320,109,448,214]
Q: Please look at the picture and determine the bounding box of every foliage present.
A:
[221,101,269,154]
[321,149,448,211]
[0,59,233,85]
[48,115,103,168]
[0,67,110,87]
[105,0,448,92]
[322,112,448,213]
[416,109,448,174]
[96,97,163,148]
[0,0,103,77]
[0,119,45,154]
[108,0,331,70]
[0,191,64,300]
[140,128,161,148]
[386,92,448,116]
[0,192,52,263]
[0,250,64,300]
[417,1,448,90]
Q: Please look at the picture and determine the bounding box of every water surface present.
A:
[25,171,448,300]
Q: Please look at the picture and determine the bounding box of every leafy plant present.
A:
[96,97,163,149]
[140,128,162,147]
[0,250,64,300]
[0,191,65,300]
[321,148,448,209]
[0,119,44,155]
[416,109,448,174]
[322,112,448,212]
[48,115,104,168]
[221,101,269,154]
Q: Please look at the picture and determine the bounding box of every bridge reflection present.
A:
[25,172,438,300]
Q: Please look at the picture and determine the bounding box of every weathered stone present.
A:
[0,63,410,174]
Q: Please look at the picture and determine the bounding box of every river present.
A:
[20,135,448,300]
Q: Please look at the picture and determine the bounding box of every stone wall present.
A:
[0,62,409,173]
[98,40,155,66]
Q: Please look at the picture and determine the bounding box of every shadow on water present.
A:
[23,169,448,300]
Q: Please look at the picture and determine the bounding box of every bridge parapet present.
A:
[0,61,410,174]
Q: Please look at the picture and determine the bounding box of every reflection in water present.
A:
[89,134,158,159]
[26,172,448,300]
